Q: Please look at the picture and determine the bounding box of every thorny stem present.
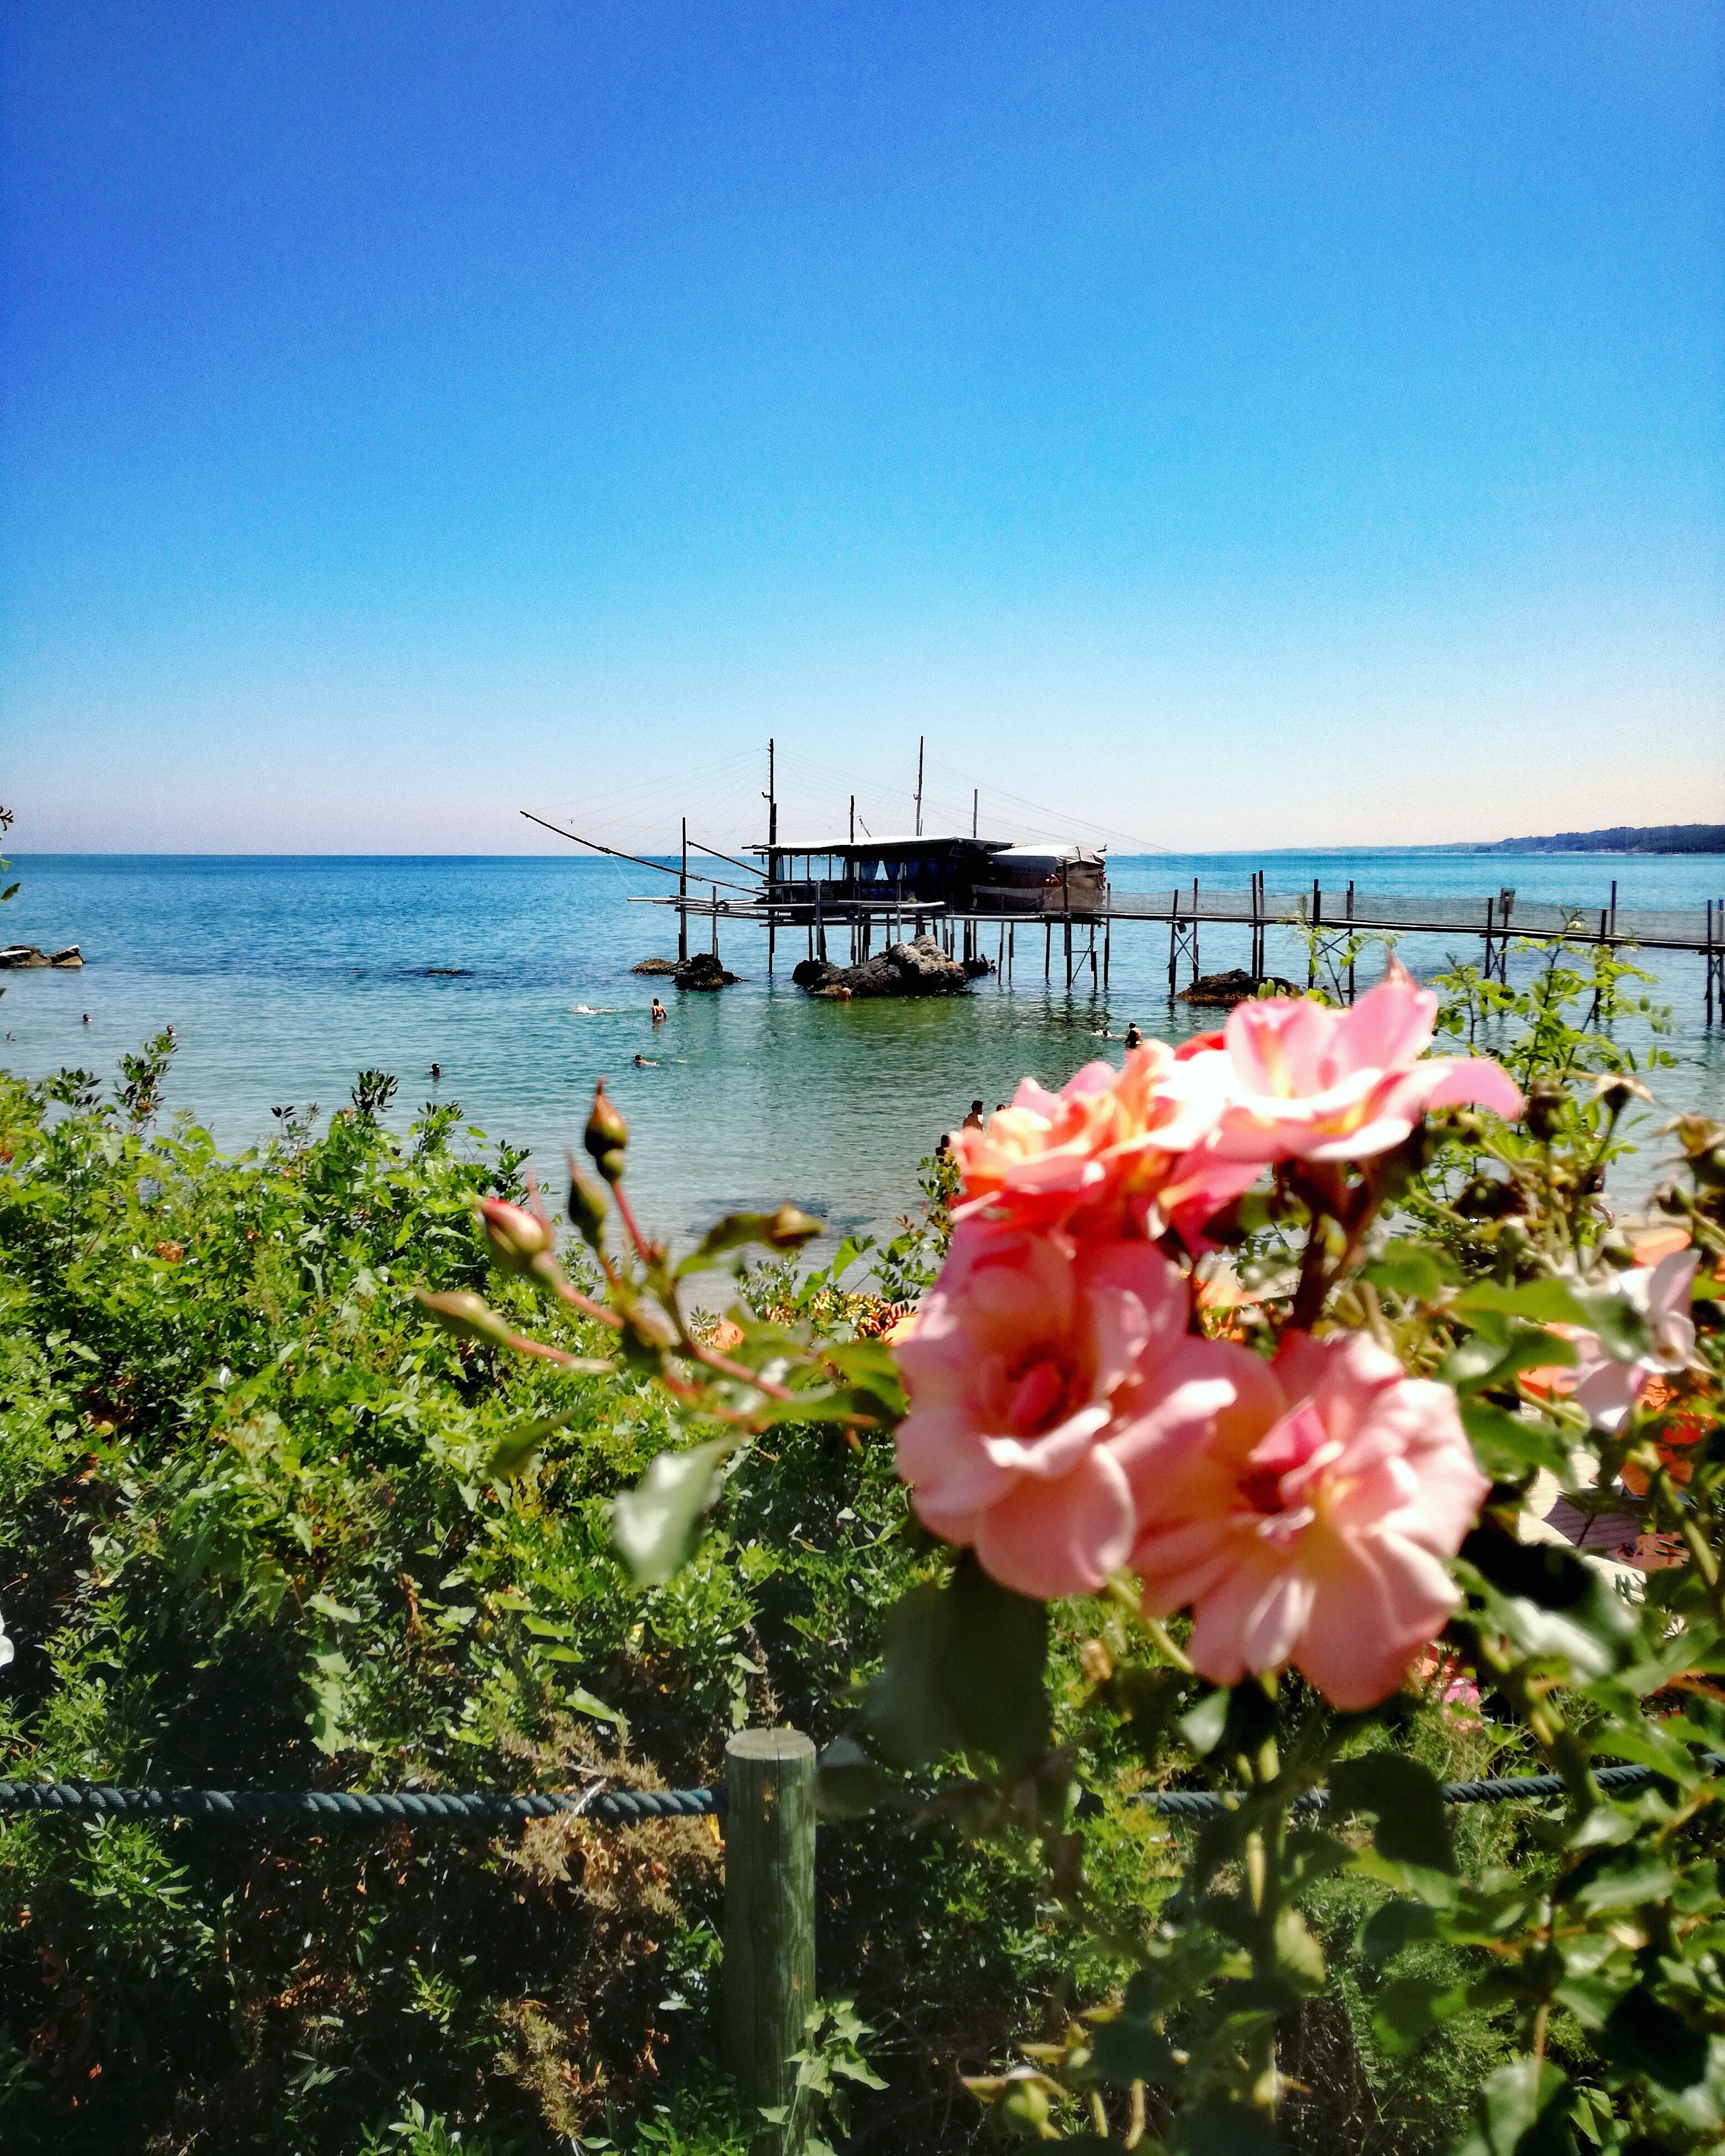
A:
[1245,1728,1285,2116]
[610,1179,656,1265]
[1652,1464,1724,1624]
[1104,1574,1194,1673]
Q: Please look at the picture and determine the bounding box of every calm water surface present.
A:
[4,852,1722,1248]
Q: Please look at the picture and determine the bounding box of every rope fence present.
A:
[3,1752,1716,1828]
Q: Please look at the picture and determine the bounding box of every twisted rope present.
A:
[3,1754,1716,1831]
[0,1781,723,1828]
[1136,1754,1723,1819]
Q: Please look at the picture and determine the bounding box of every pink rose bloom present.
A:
[1567,1248,1700,1432]
[1120,1331,1489,1710]
[1175,960,1522,1166]
[949,1043,1235,1239]
[894,1221,1191,1599]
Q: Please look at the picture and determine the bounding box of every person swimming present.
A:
[430,1061,441,1080]
[1124,1022,1142,1050]
[650,998,667,1023]
[633,1053,657,1067]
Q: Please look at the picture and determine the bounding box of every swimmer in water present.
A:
[633,1053,657,1067]
[430,1062,441,1080]
[961,1098,985,1131]
[650,998,667,1024]
[1124,1022,1142,1051]
[83,1013,91,1024]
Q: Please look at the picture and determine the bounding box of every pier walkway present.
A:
[636,875,1725,1016]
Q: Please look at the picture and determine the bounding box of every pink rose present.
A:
[1120,1331,1488,1709]
[893,1221,1191,1599]
[1176,960,1523,1167]
[1567,1248,1700,1432]
[949,1044,1234,1239]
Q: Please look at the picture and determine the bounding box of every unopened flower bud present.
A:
[416,1288,516,1349]
[764,1203,823,1250]
[990,2075,1054,2138]
[567,1160,610,1250]
[475,1197,552,1275]
[584,1081,629,1182]
[1523,1081,1566,1142]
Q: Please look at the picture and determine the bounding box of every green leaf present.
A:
[610,1437,734,1585]
[1371,1975,1466,2059]
[1179,1688,1230,1756]
[680,1204,824,1270]
[558,1683,626,1730]
[1089,2013,1179,2086]
[1568,1845,1676,1916]
[1363,1241,1456,1301]
[1570,1290,1653,1363]
[1358,1898,1436,1965]
[1441,1328,1575,1398]
[862,1557,1049,1776]
[1168,2095,1288,2154]
[485,1406,592,1481]
[943,1556,1049,1774]
[1461,1400,1569,1478]
[1460,2061,1576,2156]
[816,1736,892,1819]
[1456,1279,1593,1326]
[1330,1753,1454,1873]
[1273,1906,1325,1993]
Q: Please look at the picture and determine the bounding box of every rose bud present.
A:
[567,1160,610,1250]
[584,1080,630,1184]
[764,1203,823,1250]
[475,1197,553,1275]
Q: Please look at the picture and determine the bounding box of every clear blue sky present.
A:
[3,2,1721,854]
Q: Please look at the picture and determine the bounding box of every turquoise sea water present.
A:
[4,852,1722,1249]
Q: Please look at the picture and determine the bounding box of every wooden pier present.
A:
[629,876,1725,1017]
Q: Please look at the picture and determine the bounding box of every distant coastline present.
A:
[1441,823,1724,856]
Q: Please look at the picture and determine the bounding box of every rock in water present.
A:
[1175,969,1296,1006]
[0,945,50,969]
[673,951,739,991]
[49,946,83,968]
[796,934,970,999]
[631,956,679,974]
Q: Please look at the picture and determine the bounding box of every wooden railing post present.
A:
[725,1728,817,2153]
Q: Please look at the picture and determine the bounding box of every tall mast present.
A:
[765,739,777,975]
[915,735,923,838]
[972,787,978,839]
[849,794,855,844]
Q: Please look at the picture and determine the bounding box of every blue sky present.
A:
[2,1,1721,854]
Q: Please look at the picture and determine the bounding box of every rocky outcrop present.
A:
[796,934,972,999]
[630,956,679,975]
[673,951,739,991]
[1175,969,1295,1006]
[0,944,82,969]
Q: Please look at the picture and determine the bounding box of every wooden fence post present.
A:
[725,1728,817,2153]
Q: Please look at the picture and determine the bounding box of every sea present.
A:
[3,852,1721,1258]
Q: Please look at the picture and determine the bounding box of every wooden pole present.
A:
[1346,880,1356,1005]
[915,736,924,838]
[1308,879,1320,991]
[725,1728,817,2154]
[1103,907,1110,990]
[679,817,689,964]
[1044,919,1051,980]
[766,742,777,975]
[712,887,720,961]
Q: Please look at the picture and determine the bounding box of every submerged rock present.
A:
[1175,968,1296,1006]
[674,951,739,991]
[49,946,83,968]
[796,934,971,999]
[0,945,49,969]
[631,956,679,975]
